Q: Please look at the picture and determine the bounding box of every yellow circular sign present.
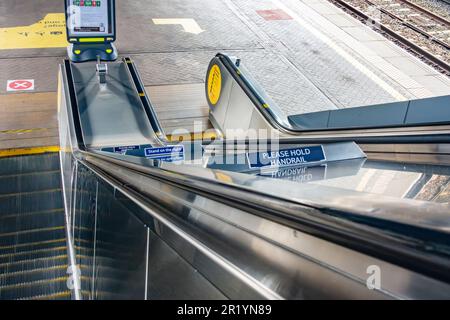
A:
[207,65,222,105]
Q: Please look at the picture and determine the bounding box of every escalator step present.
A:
[0,238,67,256]
[0,190,63,216]
[0,228,66,249]
[0,171,61,195]
[0,153,70,300]
[0,276,69,300]
[21,290,71,300]
[0,208,64,221]
[0,263,68,286]
[0,154,60,177]
[0,245,67,264]
[0,210,65,234]
[0,254,68,274]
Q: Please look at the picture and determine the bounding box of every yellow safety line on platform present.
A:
[0,145,60,158]
[0,128,48,134]
[0,13,66,50]
[167,131,218,142]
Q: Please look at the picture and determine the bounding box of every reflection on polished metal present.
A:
[5,0,450,301]
[56,50,450,300]
[207,53,450,145]
[70,61,159,148]
[96,56,108,85]
[78,150,450,299]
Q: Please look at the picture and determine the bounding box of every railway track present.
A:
[375,0,450,45]
[328,0,450,75]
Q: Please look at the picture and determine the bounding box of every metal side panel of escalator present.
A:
[57,50,450,300]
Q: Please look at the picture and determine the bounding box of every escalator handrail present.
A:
[214,53,450,143]
[63,59,86,151]
[75,149,450,285]
[60,54,450,286]
[214,53,293,134]
[122,57,168,144]
[76,155,282,300]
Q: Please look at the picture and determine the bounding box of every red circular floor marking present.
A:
[8,80,33,91]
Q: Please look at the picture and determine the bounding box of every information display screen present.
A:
[66,0,115,39]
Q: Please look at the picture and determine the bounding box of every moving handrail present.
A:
[208,53,450,143]
[59,52,450,299]
[75,149,450,296]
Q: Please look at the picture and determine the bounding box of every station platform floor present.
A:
[1,0,450,153]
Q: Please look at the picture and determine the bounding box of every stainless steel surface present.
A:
[79,151,450,299]
[208,55,281,139]
[71,61,159,148]
[91,150,450,233]
[58,50,450,300]
[96,57,108,84]
[82,158,279,299]
[362,143,450,155]
[207,54,450,144]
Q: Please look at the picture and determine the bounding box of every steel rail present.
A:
[364,0,450,50]
[397,0,450,27]
[328,0,450,74]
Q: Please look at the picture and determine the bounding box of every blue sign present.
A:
[144,145,185,162]
[247,146,326,169]
[113,145,140,154]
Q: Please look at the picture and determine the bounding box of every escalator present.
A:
[207,53,450,144]
[57,54,450,299]
[2,52,450,299]
[0,153,68,300]
[204,53,450,201]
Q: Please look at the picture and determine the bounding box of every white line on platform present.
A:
[152,18,205,35]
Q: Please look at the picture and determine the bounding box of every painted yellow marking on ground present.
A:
[215,172,233,183]
[152,18,205,35]
[167,131,218,142]
[0,145,60,158]
[0,128,48,135]
[0,13,66,50]
[207,65,222,105]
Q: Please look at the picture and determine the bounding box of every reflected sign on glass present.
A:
[247,146,326,169]
[144,145,185,162]
[113,145,140,154]
[259,164,327,183]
